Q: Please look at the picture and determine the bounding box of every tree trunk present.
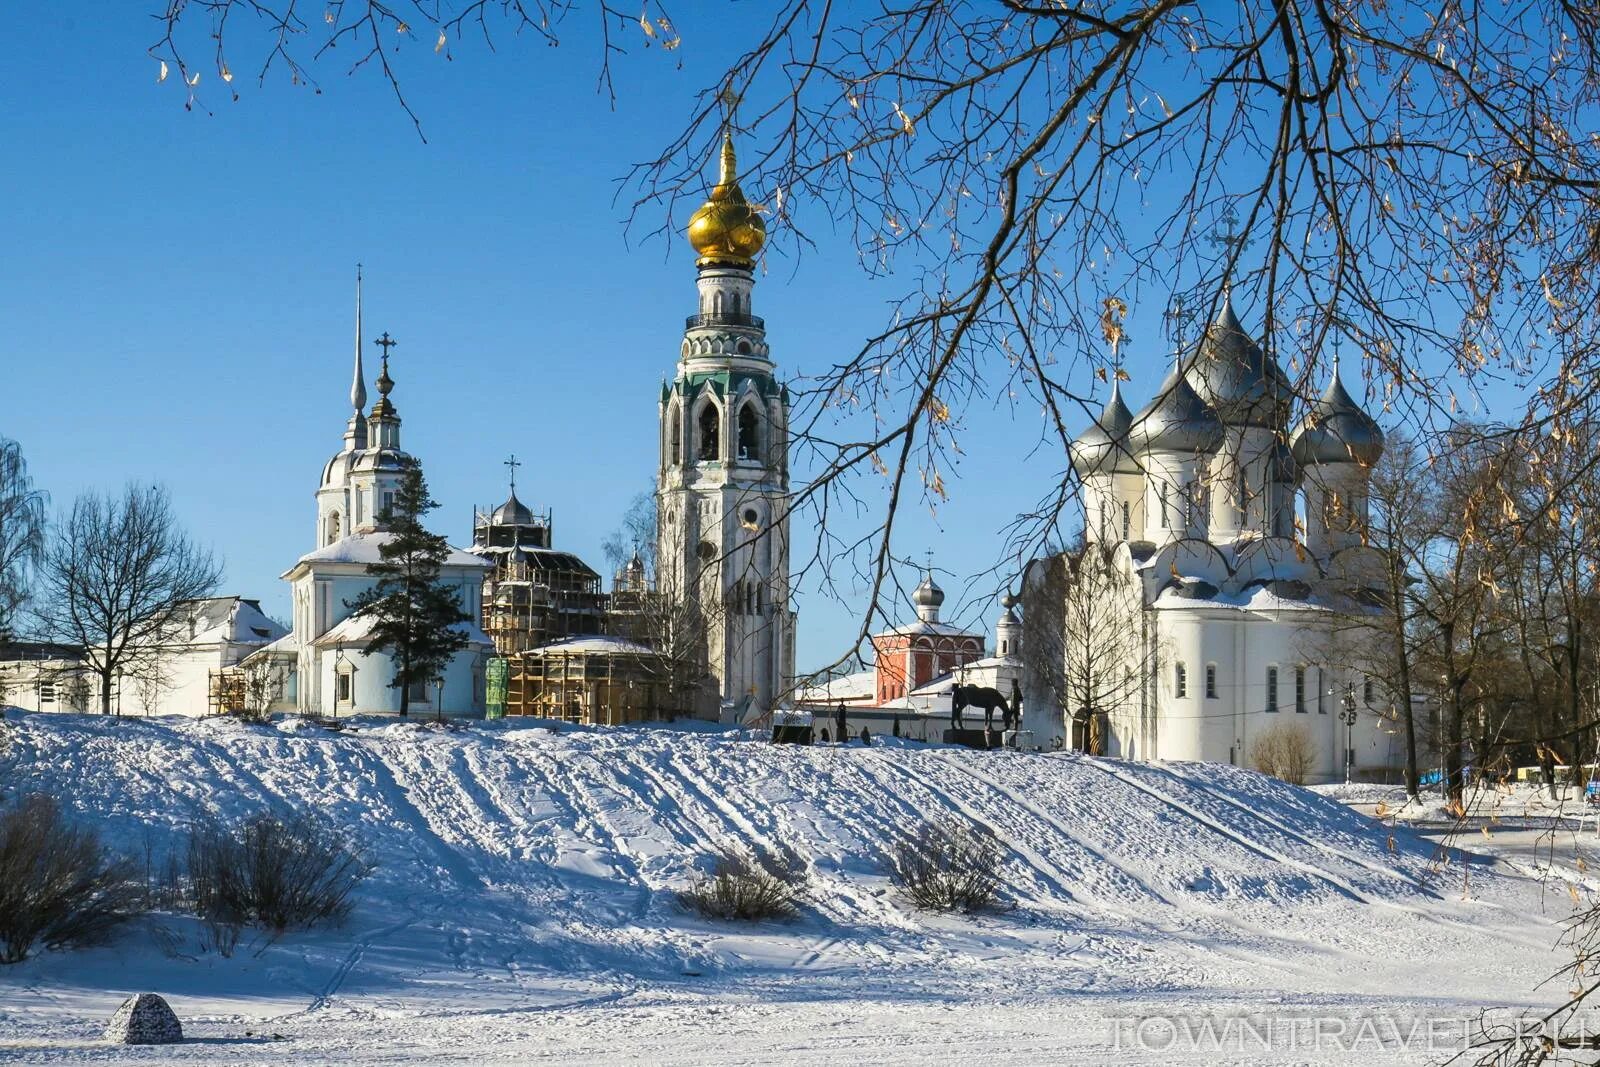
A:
[1445,681,1466,808]
[100,670,112,716]
[1397,634,1419,797]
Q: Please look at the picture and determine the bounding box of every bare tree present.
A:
[1410,429,1513,807]
[601,486,658,578]
[0,438,47,639]
[1351,432,1433,796]
[1251,722,1316,786]
[631,586,717,720]
[39,484,221,716]
[1023,539,1147,754]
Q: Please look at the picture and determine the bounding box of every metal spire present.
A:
[350,265,368,413]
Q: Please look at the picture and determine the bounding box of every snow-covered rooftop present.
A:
[175,596,288,647]
[289,532,490,575]
[313,614,493,648]
[795,669,876,705]
[520,635,656,657]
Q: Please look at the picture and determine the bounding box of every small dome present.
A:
[491,490,536,526]
[1069,382,1141,476]
[1290,368,1385,467]
[1129,367,1224,455]
[687,132,766,267]
[1184,292,1292,429]
[913,574,945,609]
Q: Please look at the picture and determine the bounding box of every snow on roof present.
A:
[795,669,876,704]
[179,596,289,647]
[250,630,300,657]
[1151,582,1333,613]
[291,532,490,574]
[313,614,493,648]
[873,620,983,640]
[520,635,656,657]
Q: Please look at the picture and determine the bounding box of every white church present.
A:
[1023,293,1400,782]
[247,281,493,716]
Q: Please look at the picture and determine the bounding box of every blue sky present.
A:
[0,6,1518,673]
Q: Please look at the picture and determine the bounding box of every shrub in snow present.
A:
[0,794,147,963]
[184,812,370,954]
[105,993,183,1045]
[887,819,1005,913]
[680,843,808,921]
[1251,722,1316,786]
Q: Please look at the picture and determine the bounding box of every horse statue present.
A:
[952,684,1013,732]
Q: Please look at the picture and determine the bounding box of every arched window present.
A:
[328,512,341,545]
[697,403,720,461]
[1121,500,1131,540]
[1174,661,1187,699]
[737,403,760,461]
[669,406,681,465]
[1266,666,1280,712]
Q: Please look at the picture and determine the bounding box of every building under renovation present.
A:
[472,483,684,722]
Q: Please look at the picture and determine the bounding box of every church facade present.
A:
[656,133,796,721]
[1024,294,1401,782]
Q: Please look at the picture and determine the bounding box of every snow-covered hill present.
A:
[0,712,1577,1065]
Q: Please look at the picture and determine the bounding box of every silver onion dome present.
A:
[1184,292,1292,430]
[913,573,945,610]
[490,490,537,526]
[1289,368,1385,467]
[1068,381,1140,476]
[1129,366,1224,455]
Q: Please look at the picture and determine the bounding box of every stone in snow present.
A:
[105,993,182,1045]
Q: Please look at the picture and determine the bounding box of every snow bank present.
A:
[0,711,1577,1064]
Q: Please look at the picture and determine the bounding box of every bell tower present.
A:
[657,131,795,718]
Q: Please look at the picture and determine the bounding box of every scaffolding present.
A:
[505,640,669,724]
[473,500,609,660]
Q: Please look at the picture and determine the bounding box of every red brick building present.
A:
[868,574,984,704]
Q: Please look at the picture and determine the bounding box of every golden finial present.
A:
[687,125,766,267]
[718,130,738,188]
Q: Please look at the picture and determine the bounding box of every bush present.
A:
[680,843,808,921]
[887,819,1005,913]
[1251,722,1316,785]
[185,812,369,953]
[0,794,147,963]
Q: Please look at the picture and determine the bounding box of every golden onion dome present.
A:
[687,132,766,266]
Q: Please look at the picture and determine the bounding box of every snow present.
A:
[311,614,493,649]
[794,670,876,704]
[525,635,657,656]
[290,532,490,572]
[0,711,1585,1064]
[177,598,288,647]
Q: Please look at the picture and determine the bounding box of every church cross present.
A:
[504,454,522,493]
[1207,209,1252,261]
[1163,294,1192,368]
[374,331,397,360]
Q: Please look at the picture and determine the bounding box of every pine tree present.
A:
[347,459,469,717]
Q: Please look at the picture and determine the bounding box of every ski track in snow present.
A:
[0,712,1582,1065]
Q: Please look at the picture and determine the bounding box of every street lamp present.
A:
[1338,684,1358,785]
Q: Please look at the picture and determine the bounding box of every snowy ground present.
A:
[0,712,1588,1065]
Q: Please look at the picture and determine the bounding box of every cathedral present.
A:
[655,132,796,721]
[1024,293,1400,782]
